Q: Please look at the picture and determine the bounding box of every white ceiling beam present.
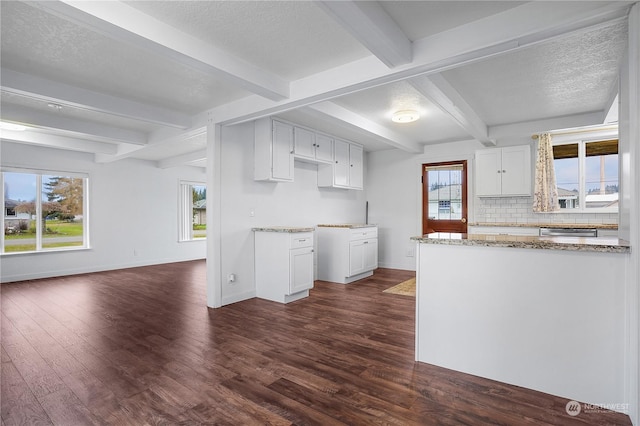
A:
[100,1,629,162]
[157,149,207,169]
[31,0,289,101]
[95,126,206,163]
[1,69,190,129]
[315,1,412,68]
[1,103,147,145]
[409,74,495,147]
[0,130,118,155]
[306,102,422,153]
[204,2,630,129]
[94,143,145,163]
[488,111,605,140]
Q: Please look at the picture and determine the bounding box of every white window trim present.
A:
[552,134,619,214]
[178,180,206,242]
[1,167,90,255]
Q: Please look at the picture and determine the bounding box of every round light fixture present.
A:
[392,110,420,123]
[0,121,27,131]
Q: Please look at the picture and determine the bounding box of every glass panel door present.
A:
[422,161,468,234]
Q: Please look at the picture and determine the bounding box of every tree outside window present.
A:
[2,171,87,253]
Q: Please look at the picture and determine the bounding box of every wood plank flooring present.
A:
[1,260,631,425]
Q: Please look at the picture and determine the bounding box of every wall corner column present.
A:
[206,115,222,308]
[621,3,640,425]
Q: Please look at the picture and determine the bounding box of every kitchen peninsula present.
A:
[411,232,630,413]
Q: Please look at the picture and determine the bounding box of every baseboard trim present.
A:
[1,257,206,283]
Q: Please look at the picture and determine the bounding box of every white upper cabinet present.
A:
[314,133,334,163]
[476,145,531,196]
[349,143,363,190]
[255,117,363,189]
[293,127,333,163]
[318,138,364,190]
[254,118,294,182]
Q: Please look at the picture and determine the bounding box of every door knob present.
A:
[461,218,467,223]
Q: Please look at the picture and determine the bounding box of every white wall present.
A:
[416,242,627,409]
[367,140,482,270]
[218,122,367,305]
[0,141,206,282]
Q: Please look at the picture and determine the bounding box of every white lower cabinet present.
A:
[317,225,378,284]
[254,229,314,303]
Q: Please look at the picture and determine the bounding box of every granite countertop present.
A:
[410,232,630,253]
[317,223,376,229]
[469,222,618,230]
[252,226,315,233]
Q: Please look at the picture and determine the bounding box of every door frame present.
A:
[422,160,468,234]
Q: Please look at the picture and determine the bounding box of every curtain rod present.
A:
[531,125,618,140]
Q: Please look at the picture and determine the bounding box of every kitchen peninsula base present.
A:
[412,233,630,414]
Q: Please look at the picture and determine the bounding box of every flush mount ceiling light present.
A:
[391,110,420,123]
[0,121,27,131]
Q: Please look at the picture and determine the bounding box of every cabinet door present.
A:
[315,134,333,163]
[272,121,294,181]
[501,145,531,196]
[334,139,350,187]
[289,247,314,295]
[476,149,502,196]
[363,239,378,271]
[349,143,364,189]
[349,240,365,276]
[293,127,316,160]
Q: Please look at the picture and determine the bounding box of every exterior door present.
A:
[422,161,468,234]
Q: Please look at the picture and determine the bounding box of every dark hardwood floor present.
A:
[0,260,631,425]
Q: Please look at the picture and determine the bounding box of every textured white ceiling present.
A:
[332,80,471,145]
[0,91,159,134]
[380,1,525,41]
[0,1,248,114]
[0,1,631,165]
[441,20,627,126]
[124,1,370,80]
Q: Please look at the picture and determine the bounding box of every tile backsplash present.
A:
[475,196,618,225]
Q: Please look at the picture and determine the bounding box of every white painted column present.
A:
[619,3,640,424]
[625,4,640,425]
[206,115,222,308]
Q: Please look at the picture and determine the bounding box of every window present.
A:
[426,165,463,220]
[179,181,206,241]
[2,169,88,254]
[553,139,618,212]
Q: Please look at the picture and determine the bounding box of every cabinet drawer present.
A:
[350,227,377,241]
[291,232,314,248]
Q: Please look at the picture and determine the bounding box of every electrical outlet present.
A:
[406,248,415,257]
[249,209,255,217]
